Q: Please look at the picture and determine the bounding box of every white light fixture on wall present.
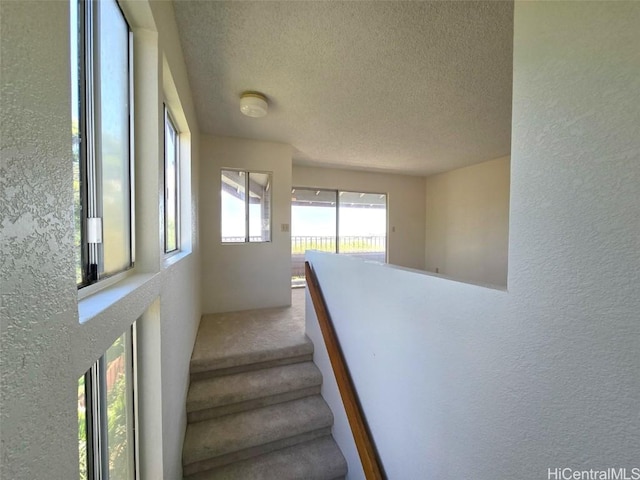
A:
[240,92,268,118]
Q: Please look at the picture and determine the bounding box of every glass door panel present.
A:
[338,191,387,262]
[291,188,337,286]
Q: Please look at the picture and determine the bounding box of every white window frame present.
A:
[79,324,138,480]
[163,106,180,254]
[221,169,273,243]
[74,0,135,288]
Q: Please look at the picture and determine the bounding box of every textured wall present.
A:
[1,2,79,477]
[148,2,203,477]
[304,286,366,480]
[173,1,513,175]
[308,2,639,478]
[425,156,510,286]
[0,1,201,479]
[293,165,426,270]
[200,135,293,313]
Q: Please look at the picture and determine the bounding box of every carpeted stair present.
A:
[183,302,348,480]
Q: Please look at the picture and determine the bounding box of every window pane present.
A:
[105,332,133,479]
[78,374,88,480]
[98,0,131,276]
[291,188,337,286]
[165,113,178,252]
[249,172,271,242]
[221,170,247,242]
[71,0,83,285]
[338,192,387,261]
[291,188,337,252]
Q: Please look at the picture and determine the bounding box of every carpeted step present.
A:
[190,306,313,381]
[184,436,347,480]
[187,362,322,422]
[183,396,334,476]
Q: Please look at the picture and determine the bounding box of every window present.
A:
[164,108,179,253]
[72,0,133,287]
[221,169,272,243]
[78,326,137,480]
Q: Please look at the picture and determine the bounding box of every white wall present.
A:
[148,3,202,477]
[306,2,640,478]
[293,166,426,270]
[0,1,201,479]
[425,156,510,286]
[200,136,293,313]
[304,286,366,480]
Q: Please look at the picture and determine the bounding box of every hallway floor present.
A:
[190,288,307,377]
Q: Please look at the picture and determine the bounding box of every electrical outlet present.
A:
[281,223,290,233]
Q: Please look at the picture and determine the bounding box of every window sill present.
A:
[221,241,272,245]
[163,248,192,269]
[78,273,156,324]
[77,269,134,301]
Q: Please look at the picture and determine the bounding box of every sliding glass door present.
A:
[291,188,387,286]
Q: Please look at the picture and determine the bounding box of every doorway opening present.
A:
[291,188,387,287]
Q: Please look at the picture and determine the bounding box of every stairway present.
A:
[183,298,348,480]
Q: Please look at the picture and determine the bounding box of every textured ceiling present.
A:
[173,1,513,176]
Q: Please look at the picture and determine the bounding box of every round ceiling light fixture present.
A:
[240,92,268,118]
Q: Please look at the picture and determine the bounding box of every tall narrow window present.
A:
[221,169,272,243]
[78,326,137,480]
[72,0,133,287]
[164,109,179,253]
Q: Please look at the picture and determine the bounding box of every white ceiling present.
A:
[173,1,513,176]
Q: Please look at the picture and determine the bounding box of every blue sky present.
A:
[221,191,386,238]
[292,205,386,236]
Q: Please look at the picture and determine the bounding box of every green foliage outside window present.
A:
[78,333,133,480]
[78,375,87,480]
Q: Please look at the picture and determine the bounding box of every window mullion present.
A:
[336,190,341,254]
[83,371,95,480]
[84,1,96,220]
[127,325,138,479]
[87,363,105,480]
[92,0,105,279]
[84,0,101,282]
[76,0,89,287]
[164,108,170,251]
[163,108,168,246]
[97,357,109,480]
[128,29,135,266]
[244,172,250,243]
[174,131,179,250]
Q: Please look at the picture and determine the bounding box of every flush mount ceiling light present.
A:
[240,92,268,118]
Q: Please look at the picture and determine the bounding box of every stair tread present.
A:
[185,436,348,480]
[183,396,334,466]
[187,362,322,413]
[191,306,312,374]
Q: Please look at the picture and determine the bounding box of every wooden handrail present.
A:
[305,261,386,480]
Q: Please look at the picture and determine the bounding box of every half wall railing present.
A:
[292,236,386,281]
[305,260,386,480]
